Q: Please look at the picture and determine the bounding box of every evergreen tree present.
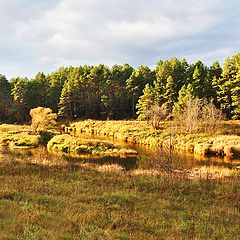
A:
[1,53,240,122]
[191,61,212,99]
[154,58,188,109]
[173,84,193,114]
[10,77,29,121]
[215,57,236,118]
[30,72,50,108]
[209,61,222,80]
[230,53,240,118]
[48,67,69,112]
[162,75,176,112]
[154,60,172,106]
[109,64,134,118]
[209,61,222,104]
[0,74,12,120]
[136,84,155,120]
[126,65,155,117]
[58,80,73,118]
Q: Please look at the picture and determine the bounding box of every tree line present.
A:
[0,53,239,122]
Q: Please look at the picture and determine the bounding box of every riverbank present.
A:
[70,120,240,158]
[1,120,240,159]
[0,124,138,158]
[1,152,240,239]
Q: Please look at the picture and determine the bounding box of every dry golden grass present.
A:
[188,166,234,180]
[1,156,240,239]
[97,164,124,173]
[130,169,161,176]
[209,145,224,155]
[70,120,240,158]
[194,144,211,156]
[0,124,32,133]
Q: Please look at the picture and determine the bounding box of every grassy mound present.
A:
[0,124,40,149]
[47,134,137,157]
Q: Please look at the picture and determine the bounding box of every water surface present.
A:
[1,132,239,171]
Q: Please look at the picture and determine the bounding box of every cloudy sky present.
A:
[0,0,239,78]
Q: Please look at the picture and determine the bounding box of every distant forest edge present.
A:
[0,53,240,122]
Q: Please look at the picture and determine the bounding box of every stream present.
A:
[0,132,240,171]
[74,132,240,170]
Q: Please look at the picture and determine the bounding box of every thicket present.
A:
[0,53,239,122]
[173,96,224,134]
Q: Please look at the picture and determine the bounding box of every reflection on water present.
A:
[0,131,240,171]
[0,146,138,170]
[73,132,240,170]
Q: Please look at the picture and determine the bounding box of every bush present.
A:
[173,97,224,134]
[30,107,57,132]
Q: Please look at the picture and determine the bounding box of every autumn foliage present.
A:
[30,107,57,132]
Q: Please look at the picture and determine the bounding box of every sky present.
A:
[0,0,239,79]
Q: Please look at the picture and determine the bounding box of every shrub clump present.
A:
[173,96,224,134]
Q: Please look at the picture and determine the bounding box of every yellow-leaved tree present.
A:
[30,107,57,132]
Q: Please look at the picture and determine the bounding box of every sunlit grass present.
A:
[70,120,240,158]
[0,124,32,133]
[47,134,137,157]
[0,156,240,239]
[0,124,37,148]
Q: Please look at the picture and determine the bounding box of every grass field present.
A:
[0,152,240,239]
[0,121,240,239]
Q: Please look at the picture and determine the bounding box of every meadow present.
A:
[0,121,240,239]
[1,152,240,240]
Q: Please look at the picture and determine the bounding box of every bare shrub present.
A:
[174,96,201,133]
[201,99,225,133]
[174,97,224,134]
[146,104,168,130]
[30,107,57,132]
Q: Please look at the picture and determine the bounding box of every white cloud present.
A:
[185,47,235,65]
[0,0,239,78]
